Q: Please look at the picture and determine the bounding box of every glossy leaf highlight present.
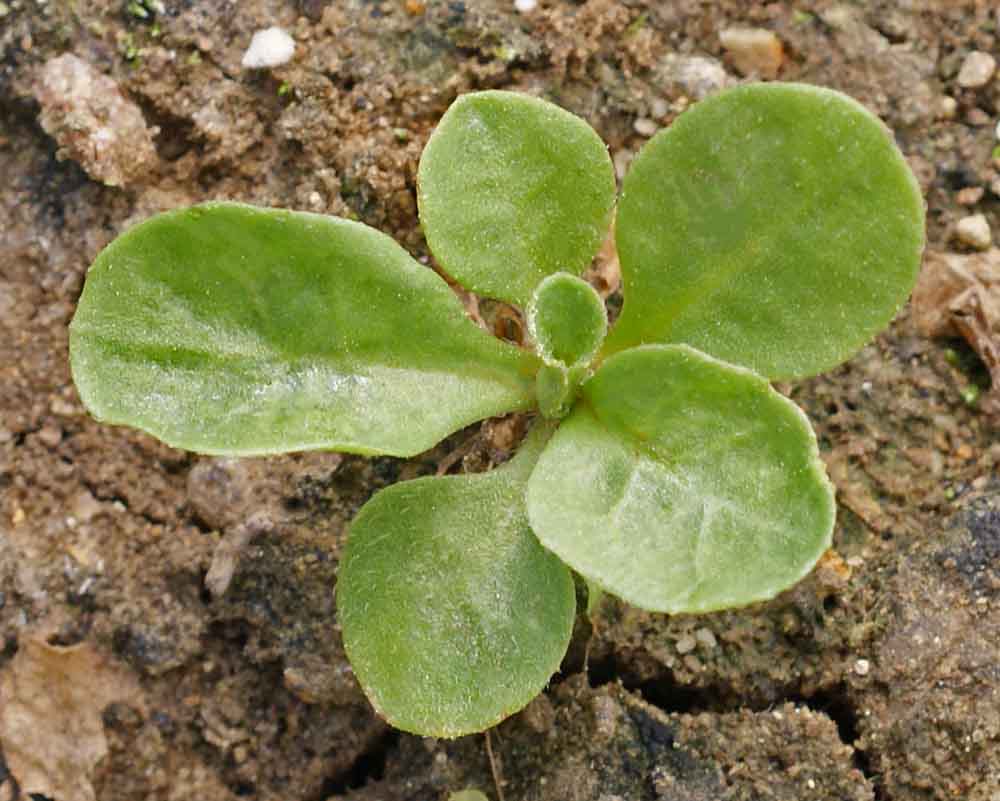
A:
[607,83,925,379]
[527,345,835,614]
[70,203,540,457]
[418,91,617,306]
[337,424,576,737]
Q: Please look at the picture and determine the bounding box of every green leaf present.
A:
[69,202,541,457]
[606,83,925,380]
[337,423,576,737]
[527,272,607,366]
[417,91,617,306]
[527,345,835,614]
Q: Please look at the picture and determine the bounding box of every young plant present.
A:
[69,85,924,737]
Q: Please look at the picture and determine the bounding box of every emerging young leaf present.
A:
[70,203,541,457]
[418,91,617,306]
[606,83,925,379]
[527,345,835,614]
[527,272,607,367]
[337,424,576,737]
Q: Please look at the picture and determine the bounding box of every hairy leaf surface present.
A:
[337,424,576,737]
[418,91,616,306]
[607,83,925,379]
[527,345,835,613]
[70,203,541,456]
[528,272,607,366]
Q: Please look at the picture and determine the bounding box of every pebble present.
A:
[675,634,697,654]
[694,627,717,648]
[656,54,728,101]
[965,107,992,127]
[37,425,62,447]
[955,186,984,205]
[633,117,657,137]
[34,53,159,188]
[955,213,992,250]
[514,0,537,12]
[854,658,871,676]
[936,96,957,120]
[719,27,784,79]
[72,489,103,523]
[241,27,295,69]
[956,51,996,89]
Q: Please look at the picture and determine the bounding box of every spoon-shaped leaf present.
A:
[527,345,835,614]
[70,202,541,457]
[337,423,576,737]
[418,91,617,306]
[606,83,925,380]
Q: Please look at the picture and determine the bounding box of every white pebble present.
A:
[633,117,657,137]
[955,213,993,251]
[514,0,537,13]
[694,627,717,649]
[956,51,996,89]
[854,659,871,676]
[242,27,295,69]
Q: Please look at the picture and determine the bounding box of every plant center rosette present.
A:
[69,85,925,736]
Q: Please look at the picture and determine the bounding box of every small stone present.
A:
[936,96,957,120]
[633,117,657,137]
[854,658,871,676]
[956,186,984,205]
[694,628,717,649]
[675,634,696,654]
[34,54,159,188]
[990,177,1000,198]
[50,397,76,416]
[955,213,992,250]
[514,0,537,12]
[37,425,62,448]
[72,490,103,523]
[656,54,729,101]
[956,51,996,89]
[241,27,295,69]
[965,108,992,127]
[719,27,784,79]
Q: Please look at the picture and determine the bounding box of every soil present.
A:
[1,1,1000,800]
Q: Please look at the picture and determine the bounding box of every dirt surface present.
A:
[2,1,1000,800]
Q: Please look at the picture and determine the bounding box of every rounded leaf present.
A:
[527,272,608,366]
[606,83,925,379]
[418,91,617,306]
[527,345,835,614]
[338,424,576,737]
[70,203,541,457]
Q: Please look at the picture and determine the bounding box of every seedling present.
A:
[70,85,924,737]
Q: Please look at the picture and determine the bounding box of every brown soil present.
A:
[2,1,999,800]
